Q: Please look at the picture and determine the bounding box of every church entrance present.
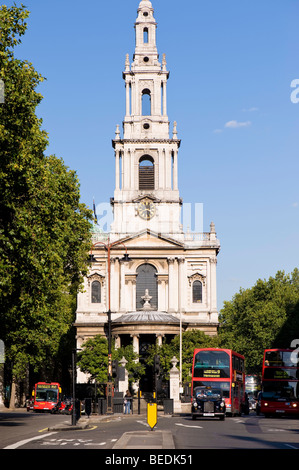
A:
[138,334,156,393]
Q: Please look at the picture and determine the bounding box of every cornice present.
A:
[112,138,181,148]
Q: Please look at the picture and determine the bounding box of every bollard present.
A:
[147,402,157,431]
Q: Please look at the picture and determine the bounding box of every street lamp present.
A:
[71,348,82,426]
[90,237,131,412]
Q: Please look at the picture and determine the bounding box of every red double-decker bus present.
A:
[260,349,299,417]
[191,348,247,416]
[33,382,61,412]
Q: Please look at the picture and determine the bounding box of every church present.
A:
[75,0,220,387]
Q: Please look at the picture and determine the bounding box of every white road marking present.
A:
[4,432,58,449]
[175,423,203,429]
[136,420,150,427]
[85,442,106,446]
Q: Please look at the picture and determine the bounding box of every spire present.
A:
[120,0,172,141]
[134,0,158,67]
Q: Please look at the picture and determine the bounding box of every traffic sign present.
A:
[147,402,157,430]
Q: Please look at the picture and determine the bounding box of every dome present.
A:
[138,0,153,10]
[113,311,180,324]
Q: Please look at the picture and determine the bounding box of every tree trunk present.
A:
[9,379,16,409]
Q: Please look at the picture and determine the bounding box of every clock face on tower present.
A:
[138,198,156,220]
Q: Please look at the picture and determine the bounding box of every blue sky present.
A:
[5,0,299,310]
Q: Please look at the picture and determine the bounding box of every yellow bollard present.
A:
[147,402,157,430]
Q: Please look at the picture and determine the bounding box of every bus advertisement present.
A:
[260,349,299,417]
[33,382,61,412]
[191,348,248,416]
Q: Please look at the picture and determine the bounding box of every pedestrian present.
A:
[124,390,132,414]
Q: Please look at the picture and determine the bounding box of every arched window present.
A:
[91,280,101,303]
[136,263,158,310]
[192,280,202,303]
[143,27,149,43]
[142,88,151,116]
[139,155,154,190]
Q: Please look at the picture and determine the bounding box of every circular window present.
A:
[143,56,149,63]
[143,123,150,130]
[143,12,148,17]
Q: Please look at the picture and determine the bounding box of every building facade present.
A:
[75,0,220,386]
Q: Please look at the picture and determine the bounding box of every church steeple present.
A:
[111,0,181,235]
[134,0,158,66]
[122,0,170,140]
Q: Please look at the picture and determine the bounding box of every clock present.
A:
[138,198,156,220]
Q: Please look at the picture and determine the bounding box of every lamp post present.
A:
[90,237,131,412]
[71,348,82,426]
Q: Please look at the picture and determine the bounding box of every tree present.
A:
[218,269,299,374]
[77,336,109,384]
[77,337,146,386]
[114,345,145,385]
[0,5,93,406]
[148,330,219,383]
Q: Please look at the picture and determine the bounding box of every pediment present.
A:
[114,229,184,248]
[132,194,161,203]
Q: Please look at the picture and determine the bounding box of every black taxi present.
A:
[191,386,226,420]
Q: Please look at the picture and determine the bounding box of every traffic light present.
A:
[112,359,119,379]
[154,355,160,376]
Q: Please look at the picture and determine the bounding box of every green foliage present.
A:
[77,337,146,385]
[77,336,109,384]
[0,4,93,382]
[114,344,146,384]
[148,330,219,383]
[218,269,299,374]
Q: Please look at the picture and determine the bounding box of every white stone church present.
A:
[75,0,220,387]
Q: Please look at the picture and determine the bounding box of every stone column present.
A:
[157,276,167,312]
[114,334,121,349]
[167,257,175,312]
[166,150,172,190]
[210,256,218,321]
[162,80,167,116]
[110,257,119,312]
[115,151,120,191]
[177,257,185,312]
[173,149,178,190]
[131,334,139,356]
[118,356,129,396]
[169,356,181,413]
[126,80,130,116]
[132,279,136,312]
[156,334,164,347]
[120,260,126,312]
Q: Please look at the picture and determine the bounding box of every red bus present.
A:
[260,349,299,417]
[33,382,62,412]
[191,348,248,416]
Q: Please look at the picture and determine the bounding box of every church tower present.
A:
[111,0,181,235]
[75,0,220,389]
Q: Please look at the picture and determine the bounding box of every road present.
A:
[1,409,299,452]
